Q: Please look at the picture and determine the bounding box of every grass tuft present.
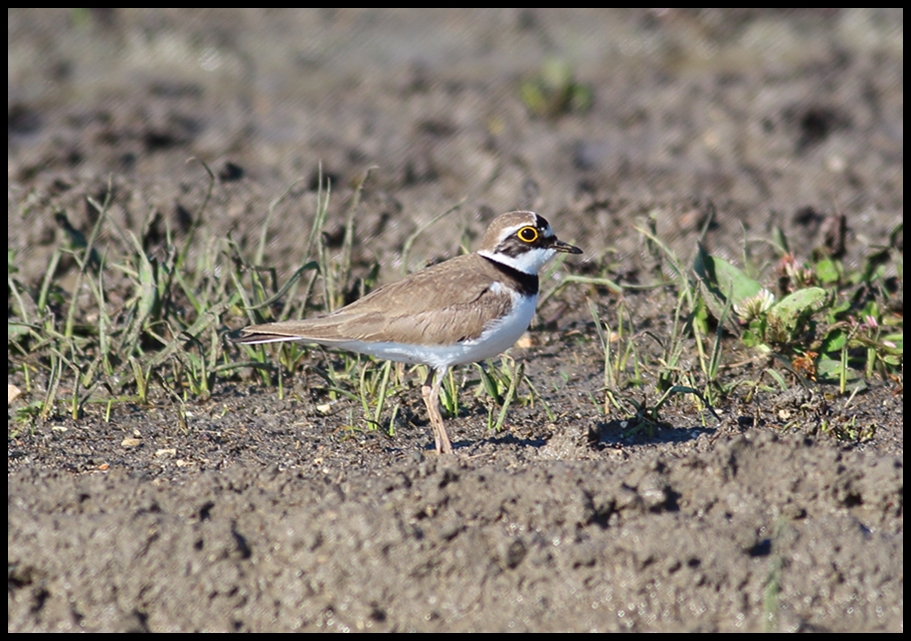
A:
[8,167,901,447]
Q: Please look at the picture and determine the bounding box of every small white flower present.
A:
[734,289,775,322]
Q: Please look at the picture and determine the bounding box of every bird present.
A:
[232,210,582,454]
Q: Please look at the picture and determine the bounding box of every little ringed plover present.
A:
[233,210,582,454]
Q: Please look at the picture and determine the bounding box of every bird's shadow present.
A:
[472,432,549,451]
[592,418,716,447]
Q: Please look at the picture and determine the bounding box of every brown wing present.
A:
[236,254,514,346]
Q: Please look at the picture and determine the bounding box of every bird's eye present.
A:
[517,226,539,243]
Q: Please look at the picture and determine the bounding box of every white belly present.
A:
[332,293,537,369]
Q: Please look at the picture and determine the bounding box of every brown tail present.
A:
[230,325,306,345]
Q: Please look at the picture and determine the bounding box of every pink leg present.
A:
[421,367,453,454]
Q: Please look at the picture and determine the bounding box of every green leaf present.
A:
[741,319,767,348]
[127,231,158,323]
[8,323,31,339]
[820,328,847,353]
[827,299,852,323]
[766,287,828,331]
[816,355,861,383]
[765,368,788,391]
[814,258,840,284]
[693,244,762,326]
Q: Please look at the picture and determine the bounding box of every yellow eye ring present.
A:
[517,226,539,243]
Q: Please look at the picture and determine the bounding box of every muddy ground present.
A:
[8,9,903,632]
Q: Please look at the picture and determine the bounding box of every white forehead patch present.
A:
[496,223,528,244]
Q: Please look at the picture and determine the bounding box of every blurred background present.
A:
[9,9,903,277]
